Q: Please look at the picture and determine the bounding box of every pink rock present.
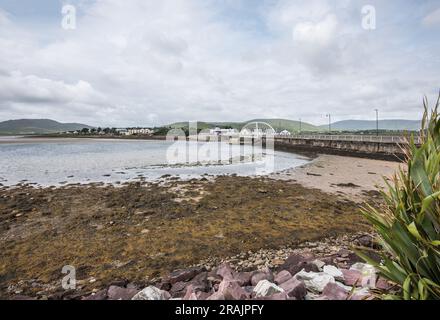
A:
[256,292,290,300]
[107,285,138,300]
[321,283,348,300]
[196,291,212,300]
[251,270,273,286]
[279,277,307,299]
[169,281,189,297]
[216,263,234,280]
[376,277,393,290]
[166,267,203,284]
[218,280,249,300]
[340,269,362,287]
[274,270,292,285]
[235,272,252,286]
[278,253,317,275]
[182,285,198,300]
[206,291,226,300]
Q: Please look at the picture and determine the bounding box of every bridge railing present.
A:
[275,134,421,144]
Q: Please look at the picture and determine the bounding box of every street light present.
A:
[375,109,379,136]
[326,114,331,133]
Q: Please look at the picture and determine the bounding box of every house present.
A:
[209,128,238,136]
[116,128,129,135]
[127,128,153,135]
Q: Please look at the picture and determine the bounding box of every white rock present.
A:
[295,270,335,293]
[323,265,344,281]
[311,259,326,271]
[253,280,284,298]
[132,286,169,300]
[335,281,353,292]
[350,263,376,275]
[349,263,377,287]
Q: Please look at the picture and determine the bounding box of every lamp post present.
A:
[375,109,379,136]
[326,114,331,133]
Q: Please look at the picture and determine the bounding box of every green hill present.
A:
[0,119,94,135]
[320,119,421,131]
[167,119,320,133]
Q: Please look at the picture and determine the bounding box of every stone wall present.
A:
[274,137,406,162]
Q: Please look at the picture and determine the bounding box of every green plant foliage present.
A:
[357,93,440,300]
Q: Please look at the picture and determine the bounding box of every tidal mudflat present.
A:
[0,152,400,299]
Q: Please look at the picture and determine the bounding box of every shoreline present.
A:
[2,134,406,162]
[0,153,400,299]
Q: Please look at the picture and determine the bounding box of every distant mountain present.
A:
[320,119,421,131]
[0,119,94,135]
[167,119,320,132]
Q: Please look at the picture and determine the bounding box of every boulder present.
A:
[323,265,344,281]
[295,270,335,293]
[274,270,292,285]
[278,253,318,275]
[191,272,211,292]
[321,282,349,300]
[376,277,393,291]
[311,259,326,271]
[156,281,171,291]
[82,289,108,300]
[132,286,170,300]
[253,280,284,298]
[216,263,234,281]
[340,269,362,287]
[256,292,290,300]
[166,267,204,284]
[218,280,249,300]
[279,277,307,299]
[234,272,252,286]
[169,281,189,297]
[206,291,225,300]
[182,285,198,300]
[196,291,213,300]
[251,269,274,286]
[349,263,376,287]
[107,285,138,300]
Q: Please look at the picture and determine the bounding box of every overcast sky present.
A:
[0,0,439,127]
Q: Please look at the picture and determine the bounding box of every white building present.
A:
[209,127,238,136]
[279,130,291,136]
[127,128,154,135]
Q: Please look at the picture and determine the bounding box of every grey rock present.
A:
[253,280,284,298]
[132,286,170,300]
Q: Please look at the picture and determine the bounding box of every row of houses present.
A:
[206,127,292,136]
[109,128,154,136]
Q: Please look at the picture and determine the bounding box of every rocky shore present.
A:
[1,155,401,300]
[8,232,396,300]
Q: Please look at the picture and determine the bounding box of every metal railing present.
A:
[275,134,421,144]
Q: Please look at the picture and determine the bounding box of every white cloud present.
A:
[0,0,438,126]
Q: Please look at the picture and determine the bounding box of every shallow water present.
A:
[0,137,310,186]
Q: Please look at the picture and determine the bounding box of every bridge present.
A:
[273,134,420,161]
